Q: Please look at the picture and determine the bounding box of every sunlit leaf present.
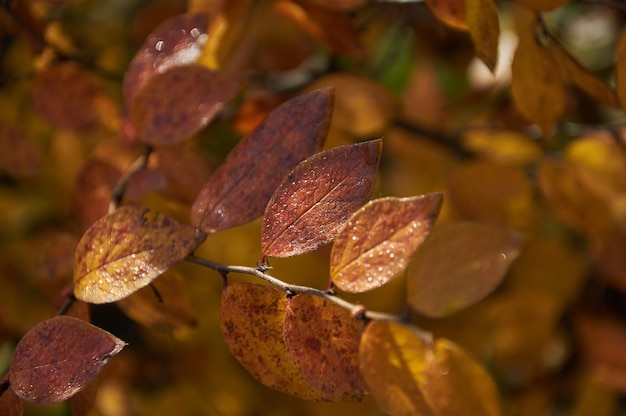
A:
[220,283,326,400]
[408,222,522,317]
[467,0,499,73]
[9,316,125,404]
[123,12,209,106]
[425,0,468,30]
[331,194,443,293]
[0,375,22,416]
[117,270,197,334]
[549,41,618,108]
[359,321,436,416]
[191,88,333,233]
[262,139,381,258]
[423,339,502,416]
[461,129,543,166]
[283,294,367,401]
[0,122,41,178]
[131,64,239,146]
[73,206,207,304]
[510,38,566,135]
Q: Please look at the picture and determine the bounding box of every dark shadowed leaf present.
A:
[73,159,122,231]
[331,194,442,293]
[70,379,99,416]
[9,316,125,405]
[0,122,41,178]
[408,222,522,317]
[191,88,333,233]
[423,339,502,416]
[117,270,197,334]
[220,283,327,400]
[0,375,22,416]
[359,321,436,416]
[73,206,207,304]
[467,0,499,73]
[131,64,238,146]
[262,139,381,258]
[617,28,626,114]
[425,0,468,30]
[283,294,367,401]
[123,12,209,107]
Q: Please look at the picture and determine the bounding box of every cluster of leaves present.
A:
[2,0,626,415]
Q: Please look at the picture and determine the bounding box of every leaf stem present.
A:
[109,147,153,213]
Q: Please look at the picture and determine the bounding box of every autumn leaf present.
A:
[191,88,333,234]
[283,294,367,401]
[220,283,327,400]
[359,321,436,416]
[330,194,443,293]
[467,0,499,73]
[425,0,468,30]
[0,375,22,416]
[616,27,626,113]
[516,0,568,11]
[0,122,41,178]
[73,206,207,304]
[262,139,381,258]
[9,316,125,404]
[131,64,239,146]
[123,12,209,107]
[407,222,522,317]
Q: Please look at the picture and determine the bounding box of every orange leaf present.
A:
[191,88,333,233]
[359,321,436,416]
[73,206,206,304]
[407,222,522,317]
[220,283,326,400]
[131,65,239,146]
[467,0,499,73]
[331,194,443,293]
[425,0,468,30]
[510,38,566,135]
[9,316,125,404]
[283,294,366,401]
[261,139,381,258]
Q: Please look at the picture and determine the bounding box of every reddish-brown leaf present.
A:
[359,321,436,416]
[123,12,209,107]
[131,64,239,146]
[283,294,367,401]
[191,88,333,233]
[73,206,207,304]
[220,283,327,400]
[617,28,626,113]
[73,159,122,231]
[331,194,443,293]
[9,316,125,404]
[408,222,522,317]
[0,122,41,178]
[262,139,381,258]
[304,0,369,10]
[0,375,22,416]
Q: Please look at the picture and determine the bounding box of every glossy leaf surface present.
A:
[191,88,333,233]
[331,194,442,293]
[408,222,522,317]
[283,294,367,401]
[74,206,206,304]
[220,283,326,400]
[9,316,125,404]
[131,64,238,146]
[262,139,381,258]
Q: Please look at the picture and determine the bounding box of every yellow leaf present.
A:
[461,129,543,166]
[467,0,499,73]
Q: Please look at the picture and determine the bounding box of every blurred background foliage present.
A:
[2,0,626,414]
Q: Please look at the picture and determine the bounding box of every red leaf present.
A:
[9,316,125,404]
[0,375,22,416]
[131,65,239,146]
[331,194,442,293]
[262,139,381,258]
[191,88,333,233]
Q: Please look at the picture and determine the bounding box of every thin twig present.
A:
[109,147,152,213]
[56,293,77,316]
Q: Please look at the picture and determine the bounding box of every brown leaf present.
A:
[69,379,99,416]
[0,375,22,416]
[73,206,207,304]
[9,316,125,404]
[72,159,122,231]
[510,37,566,135]
[616,28,626,113]
[283,294,367,401]
[123,12,209,107]
[303,0,369,10]
[117,270,197,333]
[407,222,522,317]
[0,122,41,178]
[220,283,327,400]
[467,0,499,73]
[262,139,381,258]
[425,0,468,30]
[191,88,333,233]
[331,194,443,293]
[359,321,436,416]
[516,0,568,11]
[131,64,239,146]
